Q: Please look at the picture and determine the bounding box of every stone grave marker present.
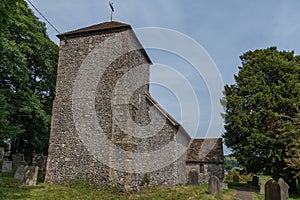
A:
[188,170,198,185]
[2,160,12,172]
[36,155,47,171]
[278,178,289,200]
[0,147,4,160]
[233,175,239,183]
[265,179,280,200]
[208,175,220,196]
[220,182,228,190]
[25,166,39,186]
[252,175,259,186]
[260,182,266,194]
[18,161,28,167]
[12,153,24,169]
[14,164,27,180]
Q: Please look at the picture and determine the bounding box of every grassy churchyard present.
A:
[0,171,235,200]
[1,172,300,199]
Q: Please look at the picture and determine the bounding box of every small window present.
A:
[200,164,204,173]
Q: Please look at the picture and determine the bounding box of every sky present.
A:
[26,0,300,154]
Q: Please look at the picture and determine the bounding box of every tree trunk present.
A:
[10,138,19,154]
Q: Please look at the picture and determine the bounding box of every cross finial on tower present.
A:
[109,2,114,22]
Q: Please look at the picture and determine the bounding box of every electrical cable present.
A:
[26,0,60,34]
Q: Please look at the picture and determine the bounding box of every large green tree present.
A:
[223,47,300,193]
[0,0,58,160]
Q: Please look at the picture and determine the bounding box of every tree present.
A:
[222,47,300,193]
[280,113,300,179]
[0,0,58,161]
[224,155,243,172]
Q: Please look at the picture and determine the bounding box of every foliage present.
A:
[222,47,300,187]
[224,168,252,183]
[0,173,236,200]
[0,0,58,158]
[140,174,150,186]
[0,140,10,151]
[224,155,242,172]
[280,113,300,179]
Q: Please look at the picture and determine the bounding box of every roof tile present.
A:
[186,138,224,163]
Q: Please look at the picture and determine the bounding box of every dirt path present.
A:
[232,185,254,200]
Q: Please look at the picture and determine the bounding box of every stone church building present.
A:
[45,21,224,192]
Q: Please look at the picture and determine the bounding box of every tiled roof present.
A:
[57,21,131,39]
[186,138,224,163]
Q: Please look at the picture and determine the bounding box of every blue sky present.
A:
[27,0,300,153]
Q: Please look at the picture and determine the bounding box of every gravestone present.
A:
[265,179,280,200]
[35,155,47,171]
[252,175,259,186]
[14,164,27,180]
[278,178,289,200]
[260,182,266,194]
[233,175,239,183]
[24,166,39,186]
[0,147,4,160]
[2,160,12,172]
[18,161,28,167]
[208,175,220,196]
[188,170,199,185]
[12,153,24,169]
[220,182,228,190]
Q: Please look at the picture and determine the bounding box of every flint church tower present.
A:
[45,21,190,192]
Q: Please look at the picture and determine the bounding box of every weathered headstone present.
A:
[0,147,4,160]
[36,155,47,171]
[12,153,24,169]
[220,182,228,190]
[265,179,280,200]
[0,148,3,172]
[260,182,266,194]
[233,175,239,183]
[188,170,199,185]
[18,161,28,167]
[2,160,12,172]
[24,166,39,186]
[252,175,259,186]
[208,175,220,196]
[14,164,27,180]
[278,178,289,200]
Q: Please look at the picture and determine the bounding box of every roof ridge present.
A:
[57,21,131,39]
[145,91,179,128]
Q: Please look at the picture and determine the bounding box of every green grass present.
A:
[0,172,235,200]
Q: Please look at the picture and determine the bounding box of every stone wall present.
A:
[186,162,224,184]
[45,26,189,192]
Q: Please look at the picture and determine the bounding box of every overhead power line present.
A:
[27,0,60,34]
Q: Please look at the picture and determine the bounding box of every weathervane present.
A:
[109,2,114,22]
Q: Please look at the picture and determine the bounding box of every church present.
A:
[45,21,224,192]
